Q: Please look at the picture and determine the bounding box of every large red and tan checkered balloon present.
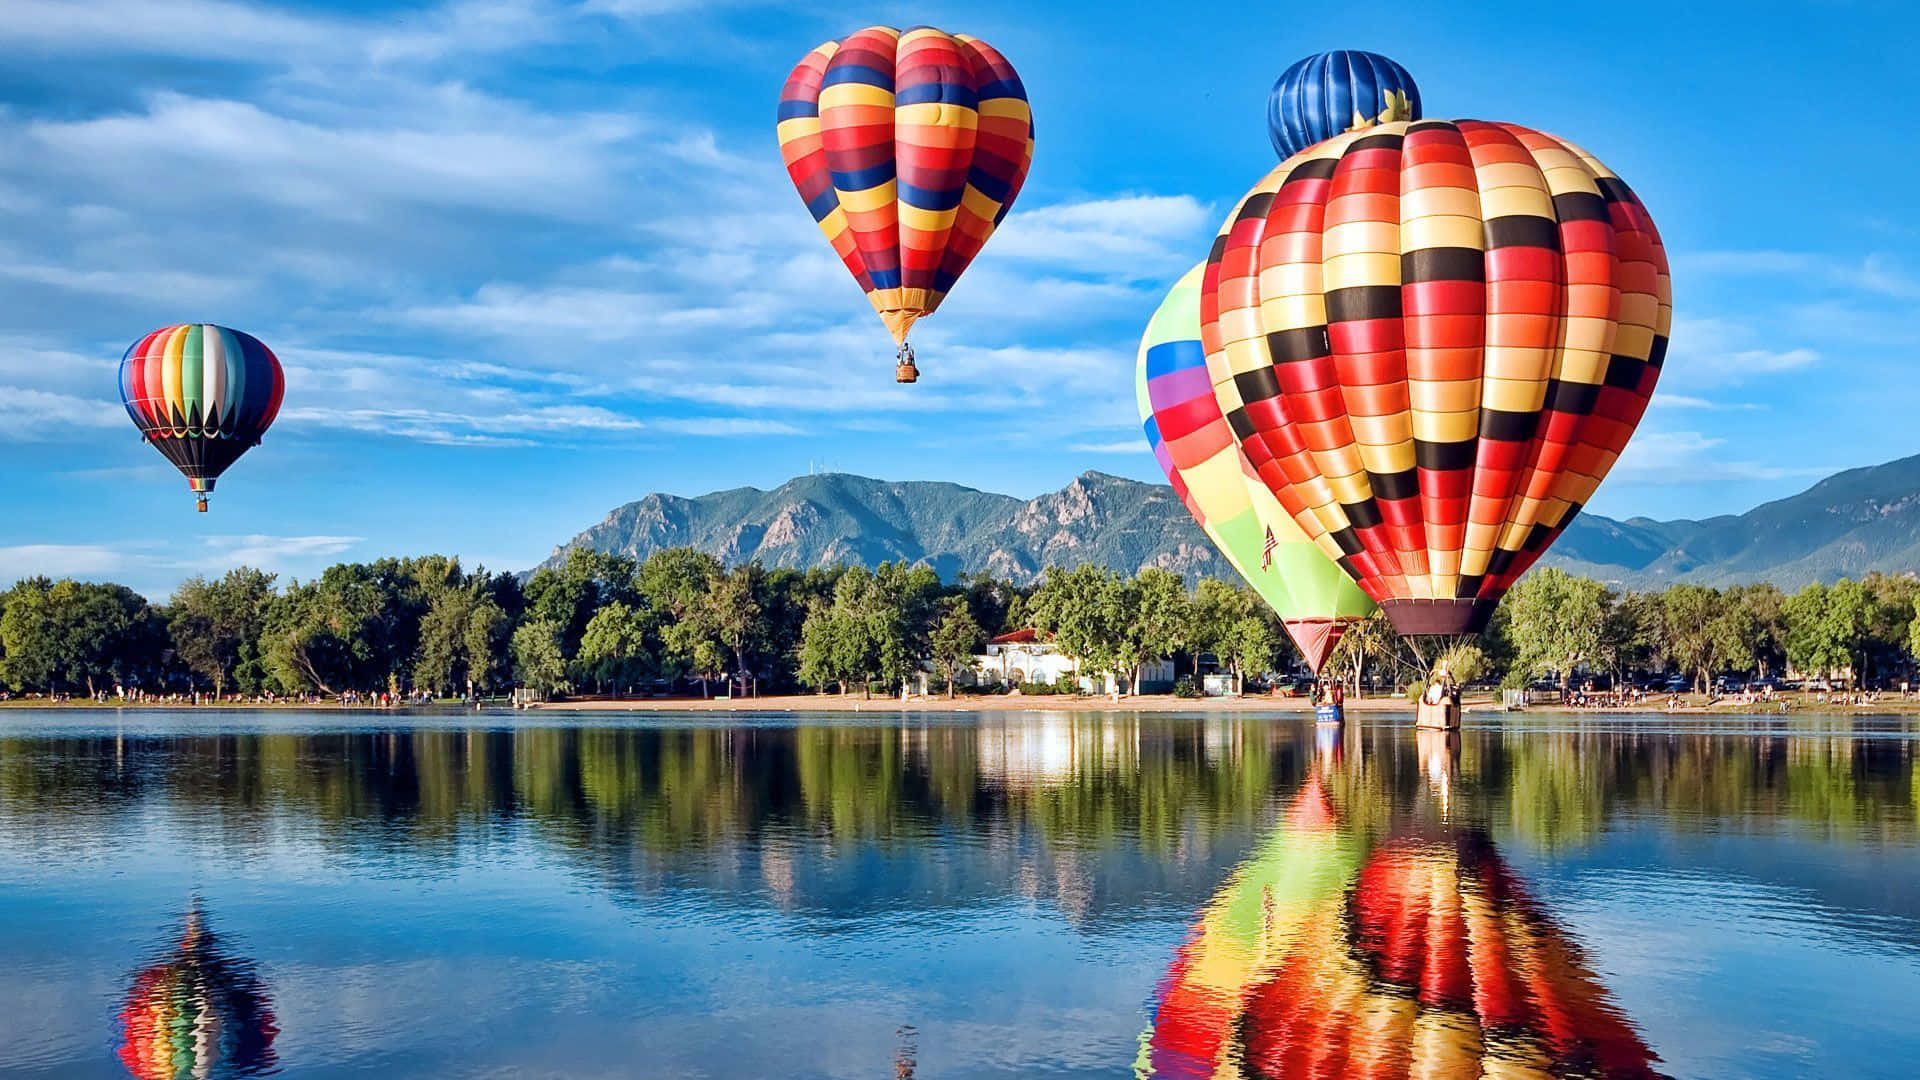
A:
[1200,120,1671,637]
[776,26,1034,383]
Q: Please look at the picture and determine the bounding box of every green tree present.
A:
[705,564,766,695]
[0,579,165,695]
[1785,579,1871,686]
[524,547,640,658]
[1726,583,1788,679]
[868,561,941,693]
[1028,564,1118,686]
[168,567,277,698]
[261,565,392,694]
[573,601,653,695]
[1220,609,1279,692]
[1596,590,1662,685]
[1129,568,1191,691]
[1660,584,1741,692]
[1190,580,1286,692]
[416,583,510,696]
[927,596,984,698]
[798,570,881,695]
[1502,568,1613,693]
[511,618,569,696]
[638,548,725,694]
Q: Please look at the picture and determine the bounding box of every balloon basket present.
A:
[895,361,919,383]
[196,496,208,513]
[1314,703,1344,726]
[1415,698,1460,730]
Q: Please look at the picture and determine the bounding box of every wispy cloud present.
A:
[0,534,363,594]
[1613,429,1833,487]
[0,390,125,440]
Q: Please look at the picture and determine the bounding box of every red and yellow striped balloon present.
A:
[777,25,1034,382]
[1200,120,1671,636]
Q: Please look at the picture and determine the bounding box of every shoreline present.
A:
[3,693,1912,718]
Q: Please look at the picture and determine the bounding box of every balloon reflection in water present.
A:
[1240,830,1664,1079]
[1142,771,1665,1078]
[119,908,278,1079]
[1140,775,1364,1077]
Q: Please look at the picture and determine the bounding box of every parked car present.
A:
[1286,677,1315,698]
[1663,675,1689,693]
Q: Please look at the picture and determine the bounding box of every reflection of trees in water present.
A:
[119,908,278,1080]
[1,721,1914,905]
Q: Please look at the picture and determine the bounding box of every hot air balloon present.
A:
[118,324,285,512]
[1200,121,1671,639]
[119,909,279,1079]
[1267,51,1421,161]
[777,25,1034,383]
[1237,829,1668,1079]
[1137,265,1375,674]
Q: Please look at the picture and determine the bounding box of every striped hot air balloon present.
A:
[1267,51,1422,161]
[1199,121,1672,638]
[1137,265,1375,674]
[118,324,285,512]
[777,25,1035,383]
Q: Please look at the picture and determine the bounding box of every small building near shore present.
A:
[965,629,1175,694]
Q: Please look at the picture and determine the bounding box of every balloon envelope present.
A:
[1267,50,1420,161]
[1200,121,1671,636]
[118,324,284,511]
[776,26,1034,376]
[1137,265,1374,672]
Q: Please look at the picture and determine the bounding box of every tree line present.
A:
[2,548,1919,699]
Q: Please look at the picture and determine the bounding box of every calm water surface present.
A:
[1,709,1916,1079]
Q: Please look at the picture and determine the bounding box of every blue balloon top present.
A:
[1267,51,1422,161]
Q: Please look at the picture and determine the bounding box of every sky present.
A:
[1,0,1916,599]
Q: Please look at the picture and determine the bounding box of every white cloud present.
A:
[0,544,133,582]
[987,194,1214,271]
[654,417,803,436]
[1613,429,1831,487]
[0,257,246,306]
[0,0,348,60]
[1663,316,1820,387]
[0,534,363,593]
[0,390,125,440]
[1676,249,1920,300]
[26,92,637,223]
[1069,440,1147,455]
[1649,394,1763,412]
[199,534,362,567]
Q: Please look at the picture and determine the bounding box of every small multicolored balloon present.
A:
[118,324,284,512]
[777,25,1035,383]
[1267,50,1421,160]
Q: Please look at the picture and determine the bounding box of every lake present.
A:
[1,709,1916,1079]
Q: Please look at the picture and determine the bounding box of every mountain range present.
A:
[538,453,1920,590]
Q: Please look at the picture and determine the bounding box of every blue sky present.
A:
[1,0,1915,599]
